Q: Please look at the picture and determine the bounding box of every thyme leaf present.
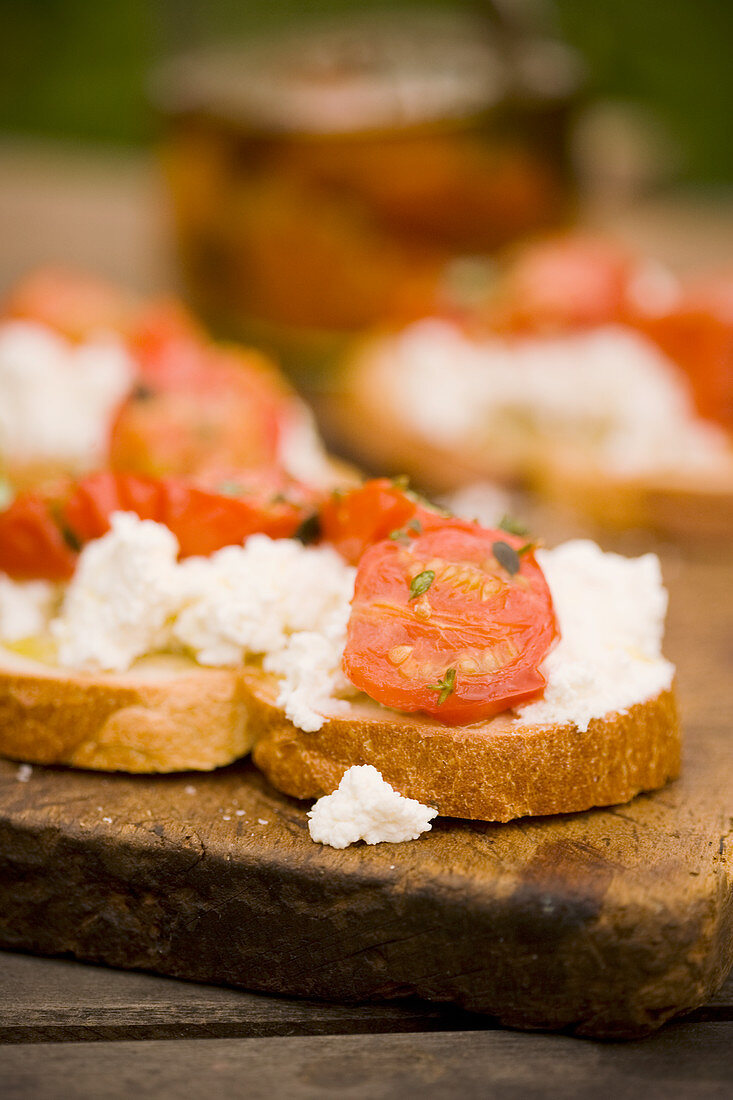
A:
[59,523,82,553]
[408,569,435,600]
[428,667,457,706]
[498,515,529,537]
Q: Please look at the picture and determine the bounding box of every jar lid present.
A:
[153,8,584,135]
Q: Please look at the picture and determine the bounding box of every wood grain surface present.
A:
[3,1025,733,1100]
[1,949,731,1044]
[0,537,731,1041]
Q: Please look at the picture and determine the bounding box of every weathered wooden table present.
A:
[0,950,731,1098]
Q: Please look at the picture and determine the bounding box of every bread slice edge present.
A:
[249,676,681,822]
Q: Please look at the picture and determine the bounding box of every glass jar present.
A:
[154,6,584,379]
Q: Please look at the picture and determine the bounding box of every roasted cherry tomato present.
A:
[109,346,287,478]
[319,479,444,565]
[2,268,135,343]
[0,486,77,581]
[638,276,733,431]
[64,469,318,559]
[0,469,320,579]
[343,521,557,725]
[485,236,637,334]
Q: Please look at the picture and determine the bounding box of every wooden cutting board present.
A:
[0,538,731,1040]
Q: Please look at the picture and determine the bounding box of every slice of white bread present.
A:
[0,647,253,772]
[246,671,681,823]
[331,337,733,538]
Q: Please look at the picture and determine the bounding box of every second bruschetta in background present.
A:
[331,236,733,537]
[0,267,342,493]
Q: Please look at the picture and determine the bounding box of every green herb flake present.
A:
[391,474,410,489]
[408,569,434,600]
[59,523,82,554]
[517,541,536,558]
[498,515,529,537]
[390,517,424,545]
[132,383,155,402]
[216,480,245,497]
[492,539,521,576]
[428,667,457,706]
[295,513,321,545]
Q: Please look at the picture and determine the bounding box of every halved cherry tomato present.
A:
[3,268,135,343]
[638,276,733,431]
[484,236,637,334]
[109,346,287,477]
[0,486,77,581]
[344,521,557,725]
[319,479,444,565]
[64,470,319,559]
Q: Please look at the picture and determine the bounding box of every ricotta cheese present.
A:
[0,321,135,472]
[308,765,437,848]
[53,512,182,672]
[384,320,729,476]
[516,540,674,731]
[173,535,356,731]
[0,575,56,642]
[51,514,356,731]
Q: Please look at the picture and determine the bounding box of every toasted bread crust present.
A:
[0,651,253,772]
[250,678,681,822]
[0,654,680,817]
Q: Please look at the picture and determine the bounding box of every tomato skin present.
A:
[109,345,287,478]
[63,473,166,543]
[343,522,557,725]
[2,268,134,343]
[63,470,317,559]
[0,469,319,580]
[0,489,77,581]
[638,277,733,431]
[485,236,636,334]
[320,479,444,565]
[160,469,319,556]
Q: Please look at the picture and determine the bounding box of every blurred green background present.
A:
[0,0,732,184]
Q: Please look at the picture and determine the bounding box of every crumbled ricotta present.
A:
[173,535,356,731]
[51,514,356,731]
[0,575,56,642]
[308,765,437,848]
[53,512,183,672]
[0,321,135,472]
[516,540,674,731]
[385,320,729,476]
